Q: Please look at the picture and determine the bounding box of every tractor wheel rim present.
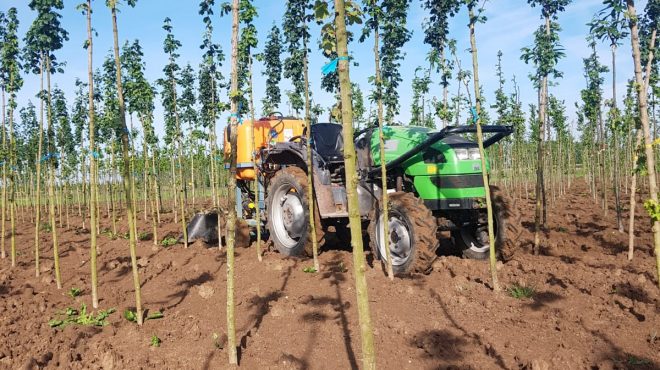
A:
[271,184,305,249]
[377,213,412,266]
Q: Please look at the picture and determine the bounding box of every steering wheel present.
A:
[289,135,305,142]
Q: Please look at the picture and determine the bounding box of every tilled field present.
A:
[0,183,658,369]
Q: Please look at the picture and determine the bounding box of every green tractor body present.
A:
[368,125,489,207]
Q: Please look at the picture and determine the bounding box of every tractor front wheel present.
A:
[266,167,324,257]
[452,185,521,260]
[368,192,439,276]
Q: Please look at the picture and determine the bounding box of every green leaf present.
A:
[644,199,660,222]
[68,287,82,298]
[48,320,64,328]
[146,311,164,320]
[123,309,137,322]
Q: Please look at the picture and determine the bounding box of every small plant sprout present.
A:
[161,236,177,247]
[68,287,82,298]
[146,311,164,320]
[123,309,138,322]
[303,266,317,273]
[125,309,163,323]
[138,231,152,241]
[49,304,115,328]
[507,283,536,299]
[150,335,161,347]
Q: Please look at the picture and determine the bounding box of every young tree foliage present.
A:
[198,0,226,210]
[379,0,411,124]
[283,0,312,114]
[261,24,283,115]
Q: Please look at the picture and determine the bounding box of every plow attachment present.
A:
[182,210,251,248]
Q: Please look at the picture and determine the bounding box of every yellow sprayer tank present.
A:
[224,117,306,180]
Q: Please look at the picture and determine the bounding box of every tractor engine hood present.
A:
[365,125,512,179]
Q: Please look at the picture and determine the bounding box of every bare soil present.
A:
[0,182,658,370]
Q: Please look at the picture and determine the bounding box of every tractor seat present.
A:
[311,123,344,163]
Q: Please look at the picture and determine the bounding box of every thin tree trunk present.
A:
[170,76,188,248]
[302,23,319,271]
[7,67,17,273]
[110,146,117,236]
[334,1,376,368]
[469,7,499,291]
[1,88,6,261]
[629,130,643,260]
[628,21,657,261]
[32,56,46,272]
[248,56,262,262]
[226,0,240,363]
[45,56,62,289]
[627,0,660,288]
[533,15,550,254]
[373,23,394,280]
[111,4,143,324]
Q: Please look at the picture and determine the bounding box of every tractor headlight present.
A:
[455,148,469,161]
[468,148,481,160]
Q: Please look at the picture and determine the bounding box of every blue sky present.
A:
[3,0,646,140]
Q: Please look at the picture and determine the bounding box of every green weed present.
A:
[68,287,82,298]
[507,283,535,299]
[123,309,137,322]
[146,311,164,320]
[161,236,177,247]
[138,231,152,241]
[49,304,115,328]
[302,266,317,273]
[124,309,164,323]
[40,222,52,232]
[150,335,161,347]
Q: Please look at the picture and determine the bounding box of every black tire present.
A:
[453,185,521,260]
[265,167,324,257]
[368,192,438,275]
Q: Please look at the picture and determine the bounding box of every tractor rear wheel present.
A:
[453,185,521,260]
[266,166,324,257]
[368,192,438,275]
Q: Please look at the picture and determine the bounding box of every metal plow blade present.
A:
[184,211,220,244]
[183,210,251,248]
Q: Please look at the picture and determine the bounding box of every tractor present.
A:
[189,113,519,275]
